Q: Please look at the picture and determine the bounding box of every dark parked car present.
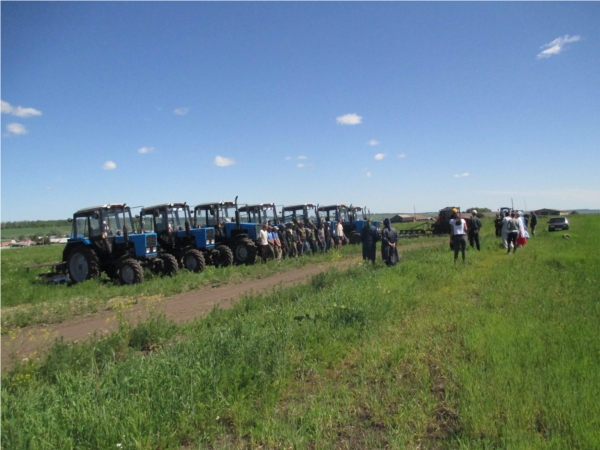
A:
[548,217,569,232]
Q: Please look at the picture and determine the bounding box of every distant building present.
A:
[390,214,430,223]
[534,208,568,216]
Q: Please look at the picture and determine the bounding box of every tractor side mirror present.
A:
[68,218,73,223]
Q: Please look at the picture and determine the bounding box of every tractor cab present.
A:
[433,206,461,235]
[238,203,280,226]
[281,204,318,227]
[140,203,215,253]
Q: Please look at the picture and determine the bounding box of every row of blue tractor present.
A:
[60,201,376,285]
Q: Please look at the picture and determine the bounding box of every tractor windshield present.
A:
[262,206,277,225]
[305,206,318,223]
[168,207,189,231]
[338,207,349,222]
[219,206,236,223]
[104,208,134,236]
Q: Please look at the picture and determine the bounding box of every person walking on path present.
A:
[468,210,482,251]
[360,218,379,265]
[334,220,345,250]
[381,218,399,266]
[506,212,520,254]
[258,223,270,263]
[530,211,538,236]
[449,213,468,263]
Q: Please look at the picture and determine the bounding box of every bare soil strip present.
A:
[1,240,442,373]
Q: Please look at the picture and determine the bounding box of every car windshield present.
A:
[549,218,566,223]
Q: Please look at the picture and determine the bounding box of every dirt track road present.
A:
[2,240,442,372]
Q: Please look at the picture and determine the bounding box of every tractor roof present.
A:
[74,204,128,214]
[141,202,188,212]
[194,201,235,209]
[239,203,276,211]
[318,204,349,211]
[282,203,317,211]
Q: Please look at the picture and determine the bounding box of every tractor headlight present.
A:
[146,248,151,254]
[152,247,157,253]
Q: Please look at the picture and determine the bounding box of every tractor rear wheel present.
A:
[215,245,234,268]
[184,249,205,273]
[233,239,257,265]
[349,232,361,245]
[160,253,179,276]
[119,259,143,285]
[67,246,100,284]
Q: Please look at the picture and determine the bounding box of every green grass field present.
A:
[2,215,599,449]
[1,225,72,241]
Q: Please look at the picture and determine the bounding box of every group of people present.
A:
[449,208,537,262]
[358,218,400,267]
[257,220,338,263]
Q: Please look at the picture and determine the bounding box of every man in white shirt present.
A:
[258,223,270,263]
[449,213,468,263]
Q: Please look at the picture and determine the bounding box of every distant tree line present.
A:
[1,219,71,230]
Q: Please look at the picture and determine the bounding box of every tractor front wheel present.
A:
[119,259,143,285]
[160,253,179,276]
[233,240,257,265]
[67,246,100,284]
[349,232,361,245]
[215,245,234,268]
[184,249,205,273]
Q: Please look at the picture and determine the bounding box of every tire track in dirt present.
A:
[2,240,442,373]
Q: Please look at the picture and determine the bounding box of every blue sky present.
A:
[2,2,599,221]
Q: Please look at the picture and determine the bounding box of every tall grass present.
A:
[2,215,598,449]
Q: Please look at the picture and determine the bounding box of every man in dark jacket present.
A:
[468,210,483,251]
[360,219,379,264]
[530,211,538,236]
[277,224,288,259]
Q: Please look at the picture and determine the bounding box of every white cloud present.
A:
[46,186,53,191]
[336,113,362,125]
[284,156,291,160]
[454,172,469,178]
[398,153,406,159]
[368,139,379,146]
[298,155,307,160]
[374,153,386,161]
[537,35,581,59]
[215,155,235,167]
[174,107,190,115]
[1,100,42,117]
[365,171,372,178]
[103,161,117,170]
[138,146,155,154]
[297,163,305,168]
[6,123,27,135]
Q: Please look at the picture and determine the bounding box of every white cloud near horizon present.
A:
[365,171,372,178]
[398,153,406,159]
[454,172,469,178]
[174,107,190,115]
[537,35,581,59]
[374,153,386,161]
[6,123,27,135]
[215,155,235,167]
[298,155,307,160]
[368,139,379,146]
[103,161,117,170]
[138,146,155,154]
[1,100,42,118]
[336,113,362,125]
[297,163,305,168]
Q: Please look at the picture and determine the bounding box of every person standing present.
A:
[295,223,305,256]
[494,213,502,237]
[506,212,520,254]
[335,220,345,250]
[273,226,282,260]
[501,211,512,250]
[381,218,399,266]
[323,221,333,251]
[449,213,468,263]
[360,219,379,265]
[530,211,538,236]
[317,223,326,253]
[278,224,288,259]
[516,212,528,248]
[286,223,298,258]
[468,210,482,251]
[258,223,270,263]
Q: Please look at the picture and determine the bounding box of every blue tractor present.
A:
[318,204,378,245]
[62,204,160,285]
[238,203,280,227]
[280,203,319,227]
[193,199,259,265]
[139,202,231,272]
